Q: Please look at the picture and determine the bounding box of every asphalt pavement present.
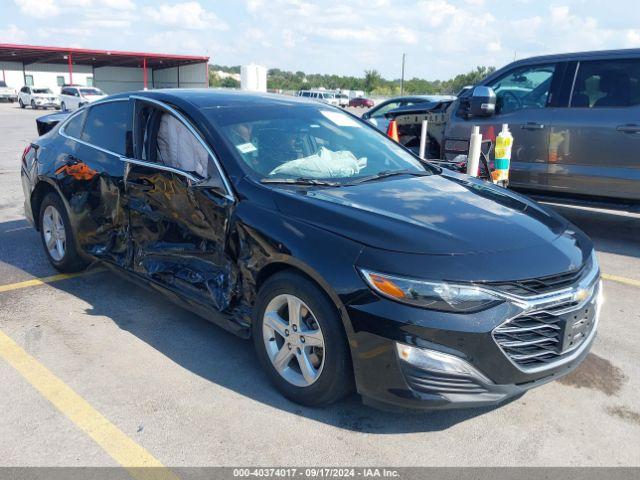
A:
[0,101,639,468]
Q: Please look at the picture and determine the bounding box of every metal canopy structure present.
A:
[0,43,209,88]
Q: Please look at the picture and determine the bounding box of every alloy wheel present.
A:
[262,294,326,387]
[42,205,66,261]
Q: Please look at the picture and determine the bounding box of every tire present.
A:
[38,193,87,273]
[19,99,25,109]
[31,99,37,109]
[253,271,353,406]
[60,102,66,111]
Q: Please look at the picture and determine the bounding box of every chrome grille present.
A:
[493,284,599,370]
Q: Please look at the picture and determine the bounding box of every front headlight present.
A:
[359,269,503,313]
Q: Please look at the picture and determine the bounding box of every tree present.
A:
[221,77,240,88]
[364,69,382,93]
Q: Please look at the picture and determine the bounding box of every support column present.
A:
[143,57,148,90]
[68,52,73,84]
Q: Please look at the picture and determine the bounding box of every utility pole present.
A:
[400,53,406,95]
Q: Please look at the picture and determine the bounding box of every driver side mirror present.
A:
[468,86,496,117]
[362,111,370,119]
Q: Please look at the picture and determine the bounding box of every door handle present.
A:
[521,122,544,130]
[616,124,640,133]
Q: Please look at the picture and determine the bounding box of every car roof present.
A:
[110,88,326,110]
[507,48,640,66]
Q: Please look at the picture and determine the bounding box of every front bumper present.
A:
[346,262,601,411]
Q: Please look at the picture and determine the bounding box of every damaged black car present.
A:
[21,90,602,410]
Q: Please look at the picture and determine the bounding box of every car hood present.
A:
[273,172,569,255]
[32,93,56,98]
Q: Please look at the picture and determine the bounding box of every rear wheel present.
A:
[38,193,87,273]
[60,101,66,111]
[253,271,353,406]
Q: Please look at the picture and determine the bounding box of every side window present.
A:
[371,101,401,118]
[81,101,132,155]
[61,88,69,96]
[63,110,87,138]
[570,59,640,108]
[488,63,556,114]
[134,102,222,186]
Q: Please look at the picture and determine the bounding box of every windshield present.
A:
[206,104,432,183]
[80,88,103,95]
[33,88,53,94]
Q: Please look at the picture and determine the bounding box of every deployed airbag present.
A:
[269,147,367,178]
[157,114,209,178]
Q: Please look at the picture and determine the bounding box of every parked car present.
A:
[22,90,601,410]
[0,80,17,102]
[18,86,60,110]
[336,93,349,107]
[363,95,456,132]
[349,97,374,108]
[60,86,107,111]
[443,48,640,203]
[297,90,340,106]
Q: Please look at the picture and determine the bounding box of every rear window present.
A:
[63,110,86,138]
[81,101,132,155]
[80,88,103,96]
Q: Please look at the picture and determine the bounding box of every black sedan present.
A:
[21,90,602,410]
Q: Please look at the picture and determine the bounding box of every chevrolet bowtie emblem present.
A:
[574,288,590,302]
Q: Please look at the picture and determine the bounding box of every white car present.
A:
[0,80,17,103]
[60,86,107,111]
[297,90,341,107]
[18,86,60,110]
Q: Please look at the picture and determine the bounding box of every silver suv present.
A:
[443,49,640,202]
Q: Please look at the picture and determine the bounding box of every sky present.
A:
[1,0,640,80]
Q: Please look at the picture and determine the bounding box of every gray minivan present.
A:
[443,49,640,202]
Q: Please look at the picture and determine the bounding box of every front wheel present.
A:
[19,99,25,108]
[39,193,87,273]
[253,271,353,406]
[30,99,37,109]
[60,101,66,111]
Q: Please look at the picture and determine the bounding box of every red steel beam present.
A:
[143,57,147,90]
[68,51,73,84]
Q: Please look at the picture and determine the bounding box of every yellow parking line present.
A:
[0,269,102,293]
[602,273,640,288]
[0,329,179,480]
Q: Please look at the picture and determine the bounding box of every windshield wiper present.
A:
[345,169,431,185]
[260,177,342,187]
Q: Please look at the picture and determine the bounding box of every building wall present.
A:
[1,60,208,94]
[1,61,92,93]
[93,66,152,94]
[0,61,24,91]
[153,63,208,89]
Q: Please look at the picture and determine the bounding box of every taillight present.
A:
[21,144,32,167]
